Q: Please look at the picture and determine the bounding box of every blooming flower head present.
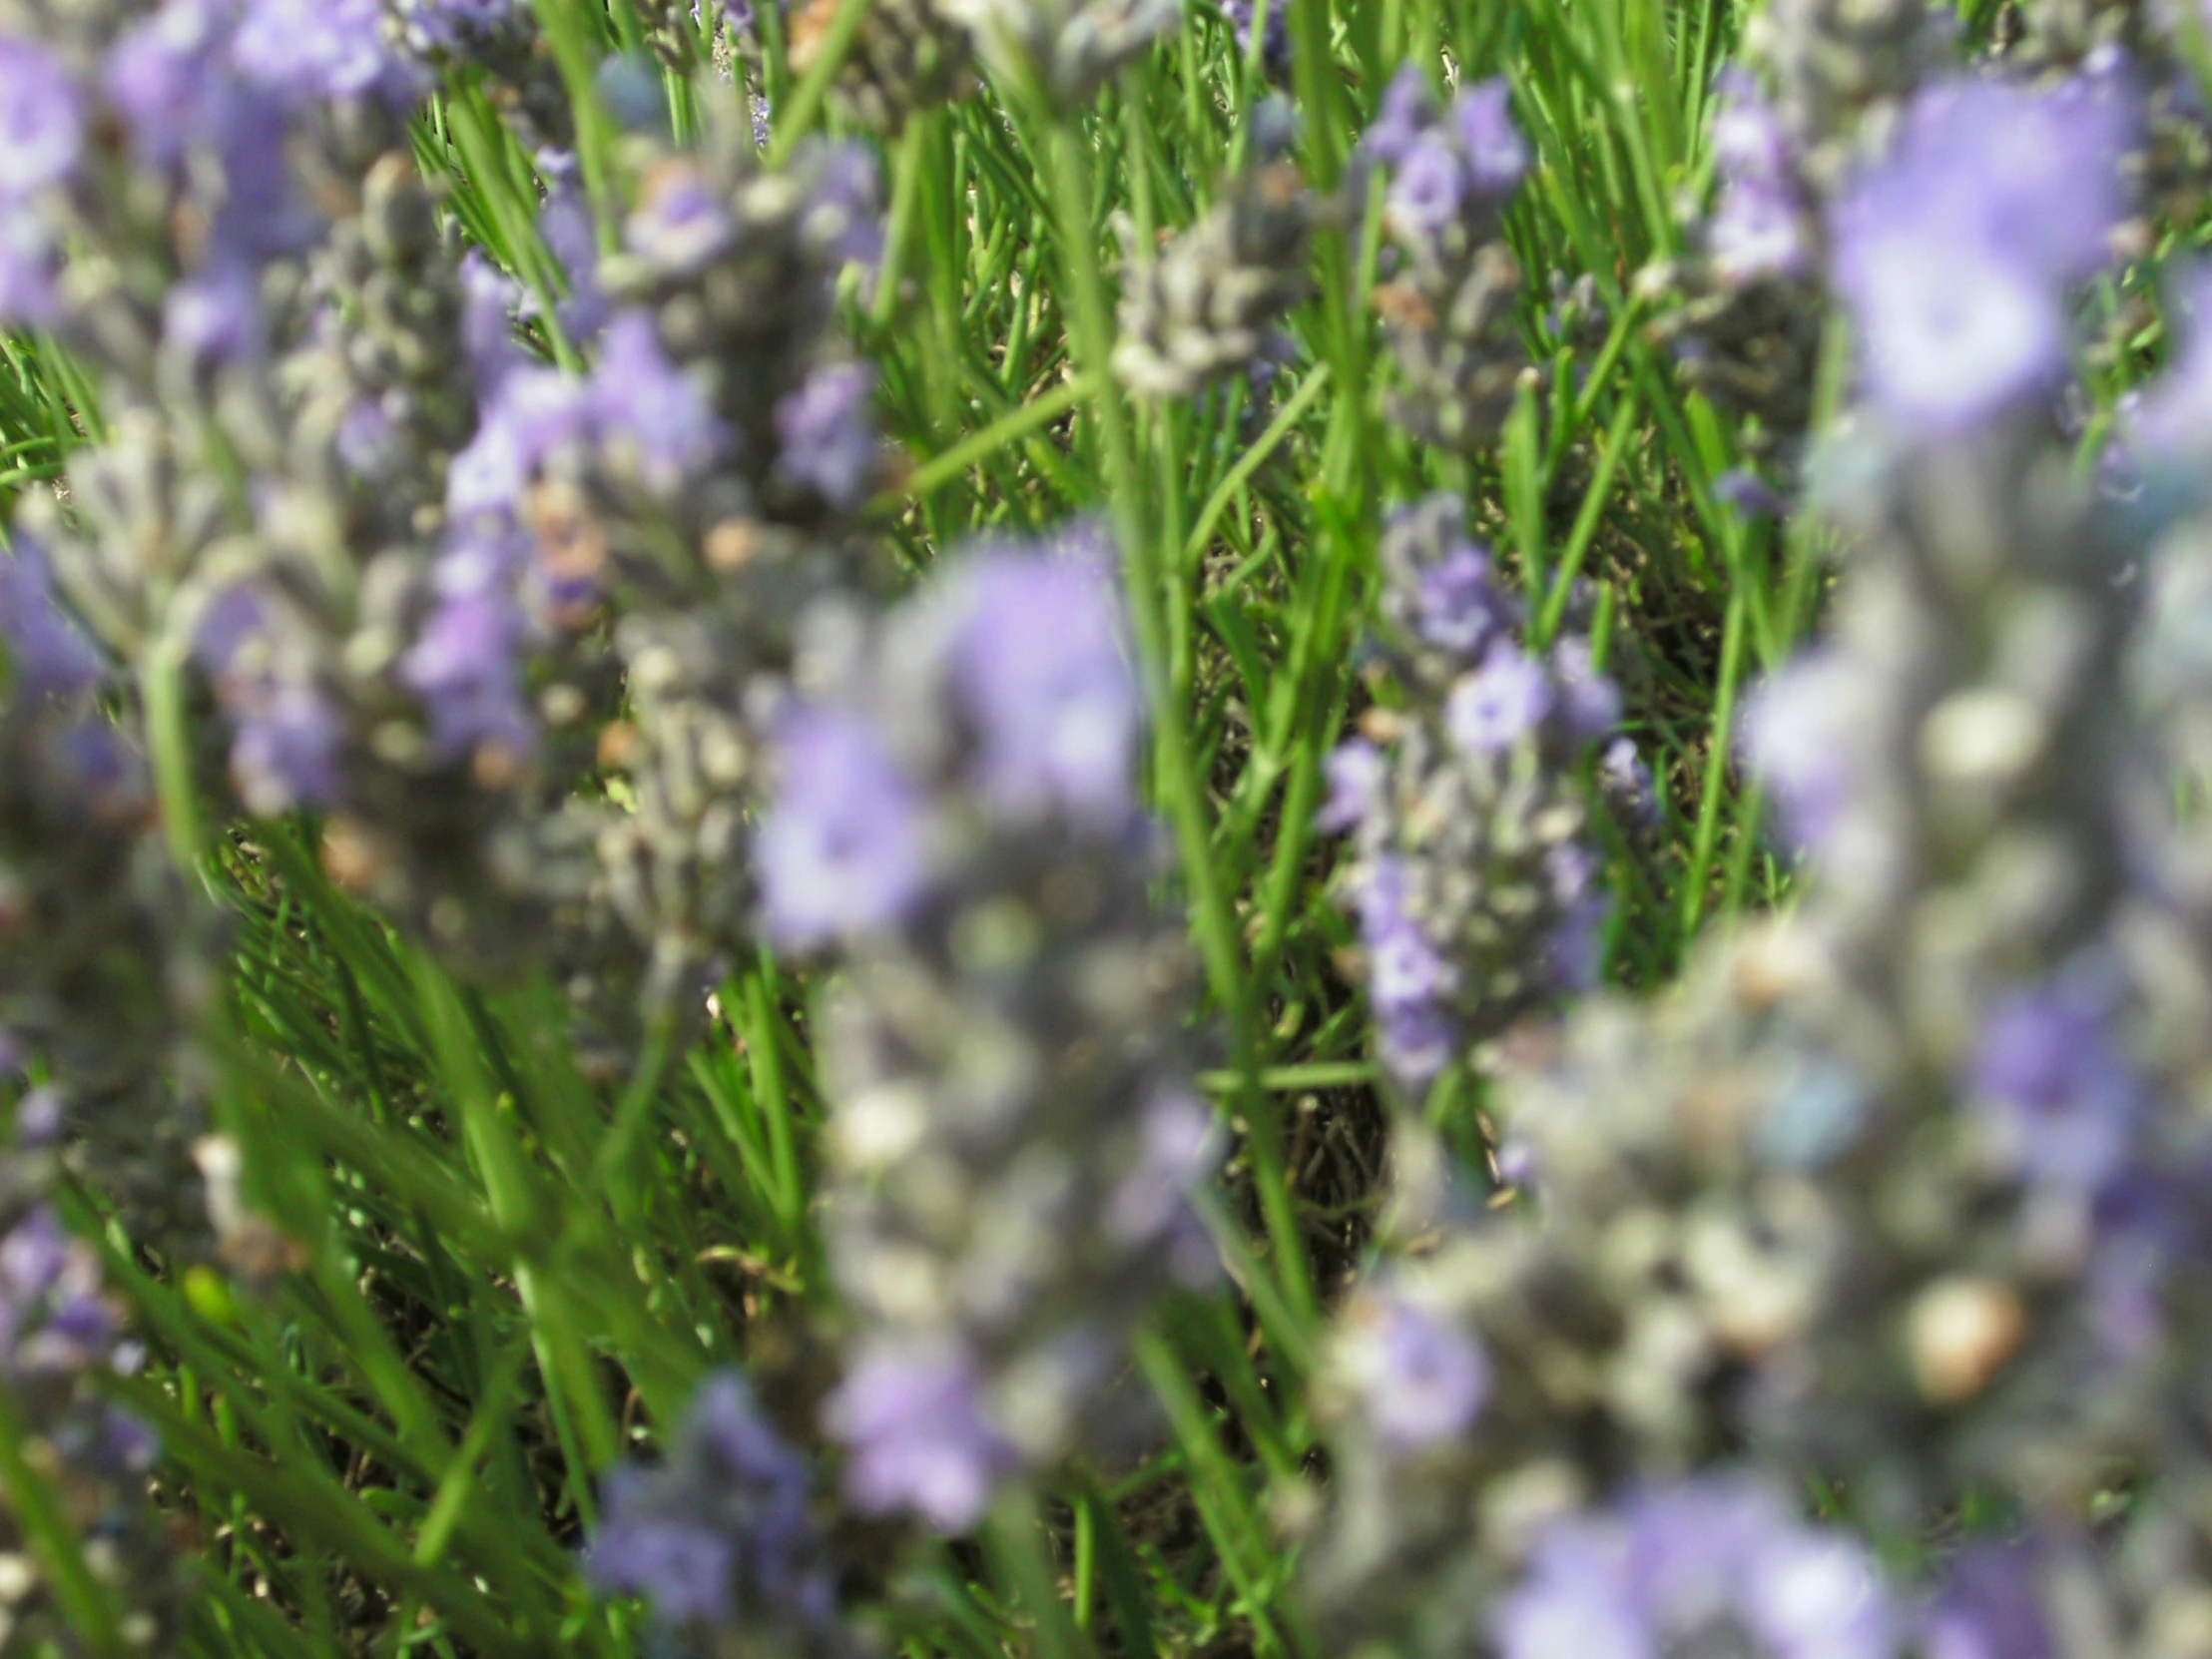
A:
[773,362,877,511]
[1373,72,1528,248]
[1411,542,1510,661]
[823,1339,1019,1531]
[1446,644,1553,754]
[1740,649,1867,858]
[1711,173,1813,285]
[398,591,535,768]
[1363,66,1432,167]
[0,40,81,200]
[229,682,342,816]
[1334,1279,1490,1450]
[1386,137,1466,239]
[233,0,426,105]
[758,707,930,950]
[1711,68,1792,181]
[1451,79,1528,197]
[591,311,730,495]
[1496,1477,1898,1659]
[1319,737,1385,834]
[1922,1541,2059,1659]
[0,539,102,701]
[1355,857,1460,1085]
[587,1372,837,1636]
[1969,970,2142,1194]
[946,534,1141,824]
[0,1208,116,1379]
[1831,74,2135,434]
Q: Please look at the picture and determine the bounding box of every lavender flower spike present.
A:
[587,1371,845,1651]
[789,526,1220,1526]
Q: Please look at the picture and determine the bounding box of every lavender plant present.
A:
[758,529,1218,1529]
[1300,48,2212,1659]
[0,0,2197,1657]
[1361,67,1532,453]
[1320,492,1636,1095]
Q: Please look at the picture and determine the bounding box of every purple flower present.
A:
[802,141,885,273]
[628,163,738,273]
[1410,537,1510,660]
[758,707,930,950]
[1386,137,1465,239]
[1337,1282,1490,1450]
[1221,0,1290,68]
[1451,79,1528,197]
[1318,738,1385,834]
[773,361,876,510]
[1970,972,2142,1194]
[1363,66,1431,167]
[0,1209,119,1381]
[1550,886,1612,992]
[587,1501,735,1626]
[107,1,231,166]
[398,592,535,766]
[1832,207,2062,435]
[1356,858,1460,1085]
[948,540,1141,824]
[164,263,264,366]
[1740,651,1863,856]
[1923,1541,2059,1659]
[1102,1087,1220,1285]
[1600,734,1660,829]
[1496,1477,1898,1659]
[1550,635,1622,739]
[0,539,103,700]
[591,311,729,493]
[1711,69,1792,181]
[537,175,609,342]
[459,253,525,387]
[1710,175,1811,284]
[1716,467,1788,520]
[1832,75,2135,434]
[231,684,343,816]
[1892,75,2136,285]
[403,0,523,48]
[446,367,593,522]
[0,41,82,200]
[0,205,56,326]
[336,399,400,481]
[823,1340,1019,1532]
[1445,645,1553,753]
[587,1372,835,1634]
[233,0,426,105]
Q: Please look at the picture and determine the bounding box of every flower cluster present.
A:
[586,1371,849,1657]
[1361,69,1532,453]
[1646,71,1826,460]
[0,1208,177,1653]
[1829,73,2135,436]
[1219,0,1289,78]
[0,544,211,1259]
[1319,493,1638,1094]
[1112,100,1313,400]
[758,529,1219,1531]
[0,0,893,1052]
[573,116,887,1029]
[1301,50,2212,1659]
[1654,20,2139,478]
